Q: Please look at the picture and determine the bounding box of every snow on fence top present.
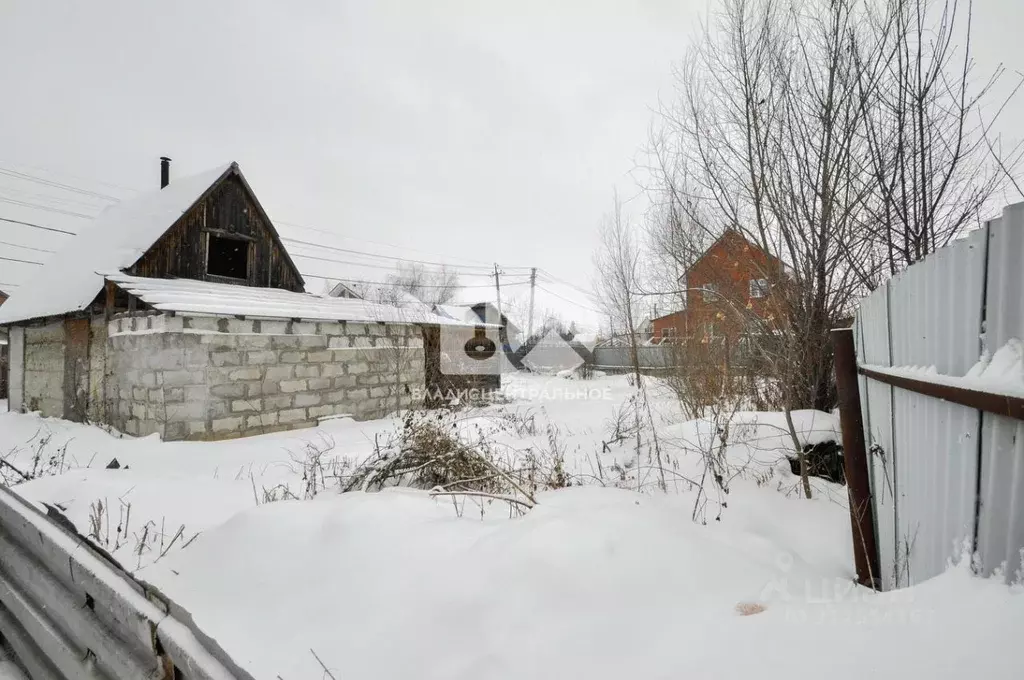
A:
[0,163,233,325]
[103,273,483,326]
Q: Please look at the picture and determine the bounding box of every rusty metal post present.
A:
[832,328,881,589]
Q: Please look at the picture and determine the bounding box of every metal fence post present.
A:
[832,328,881,589]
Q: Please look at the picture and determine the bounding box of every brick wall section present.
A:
[21,320,65,417]
[105,314,425,441]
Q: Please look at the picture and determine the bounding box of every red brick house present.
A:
[649,230,786,347]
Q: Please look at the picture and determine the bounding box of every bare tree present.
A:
[386,263,460,306]
[593,194,644,386]
[860,0,1022,279]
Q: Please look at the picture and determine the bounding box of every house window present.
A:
[207,234,250,280]
[660,327,677,339]
[749,278,769,299]
[702,282,720,302]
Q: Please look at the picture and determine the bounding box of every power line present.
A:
[289,250,529,279]
[0,239,55,254]
[0,282,20,288]
[0,160,141,194]
[281,236,523,272]
[538,269,593,297]
[0,197,97,219]
[276,219,499,269]
[300,272,531,289]
[0,254,43,266]
[0,167,123,202]
[0,216,77,235]
[534,283,602,314]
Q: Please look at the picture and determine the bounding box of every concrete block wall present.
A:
[21,320,65,417]
[106,314,426,441]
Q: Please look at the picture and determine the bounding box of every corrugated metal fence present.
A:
[854,202,1024,589]
[591,345,675,371]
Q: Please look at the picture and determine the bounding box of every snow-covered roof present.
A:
[0,163,233,325]
[104,273,483,326]
[434,302,521,333]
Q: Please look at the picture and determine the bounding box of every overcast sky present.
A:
[1,0,1022,330]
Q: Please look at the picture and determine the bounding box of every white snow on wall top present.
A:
[104,273,485,326]
[0,163,233,325]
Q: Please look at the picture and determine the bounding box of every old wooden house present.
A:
[0,160,479,440]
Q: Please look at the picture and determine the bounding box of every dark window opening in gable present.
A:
[207,234,250,281]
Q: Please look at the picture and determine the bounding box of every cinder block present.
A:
[188,421,209,436]
[132,387,147,401]
[350,337,373,349]
[211,383,246,399]
[291,321,318,335]
[163,421,188,441]
[308,404,335,418]
[348,363,369,375]
[148,351,184,371]
[162,370,198,387]
[184,316,220,332]
[245,412,279,429]
[230,367,262,381]
[307,377,331,390]
[261,321,289,335]
[333,375,357,389]
[328,336,349,349]
[279,379,308,393]
[279,408,308,424]
[369,386,389,398]
[227,319,254,334]
[271,335,301,349]
[294,393,322,407]
[211,351,242,367]
[319,364,345,378]
[235,335,271,349]
[347,388,369,401]
[357,374,381,386]
[184,385,208,402]
[164,387,185,402]
[199,335,236,350]
[212,416,244,433]
[259,365,290,381]
[306,351,332,363]
[347,323,367,336]
[367,324,385,336]
[280,351,304,363]
[297,335,327,349]
[162,315,185,333]
[295,365,320,378]
[264,394,293,410]
[231,399,262,413]
[167,400,212,421]
[246,350,277,365]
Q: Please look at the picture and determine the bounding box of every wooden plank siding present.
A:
[128,173,304,292]
[62,317,90,422]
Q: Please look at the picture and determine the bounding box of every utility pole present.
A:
[492,263,503,324]
[527,267,537,339]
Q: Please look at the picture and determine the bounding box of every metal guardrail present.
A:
[0,484,254,680]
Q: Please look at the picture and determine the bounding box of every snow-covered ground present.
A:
[1,373,1022,679]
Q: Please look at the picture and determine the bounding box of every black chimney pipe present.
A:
[160,156,171,189]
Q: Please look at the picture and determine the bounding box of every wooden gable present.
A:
[127,165,305,292]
